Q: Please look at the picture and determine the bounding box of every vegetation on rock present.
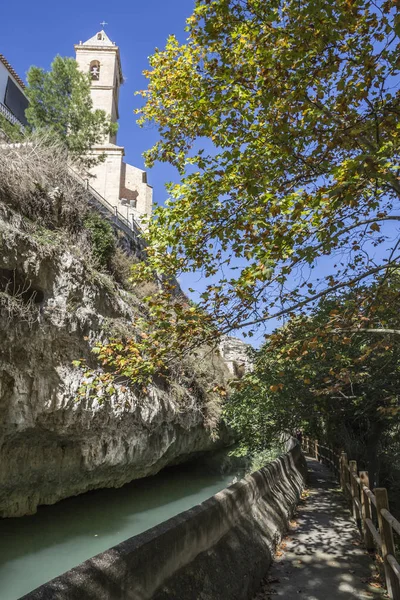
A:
[83,212,116,268]
[0,136,227,440]
[0,113,25,142]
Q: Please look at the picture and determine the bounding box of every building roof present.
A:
[0,54,25,89]
[82,30,115,47]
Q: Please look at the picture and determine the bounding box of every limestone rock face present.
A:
[0,204,228,518]
[219,336,253,377]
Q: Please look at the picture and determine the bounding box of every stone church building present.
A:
[75,30,153,225]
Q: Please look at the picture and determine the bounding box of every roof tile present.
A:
[0,53,26,90]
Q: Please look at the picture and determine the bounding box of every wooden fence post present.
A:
[341,452,349,500]
[375,488,400,600]
[315,439,319,461]
[340,452,345,490]
[349,460,360,522]
[333,449,339,477]
[329,446,334,472]
[340,452,344,490]
[359,471,374,551]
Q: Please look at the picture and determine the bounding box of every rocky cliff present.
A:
[0,144,230,517]
[219,335,253,377]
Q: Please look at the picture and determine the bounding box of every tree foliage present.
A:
[135,0,400,340]
[76,0,400,397]
[225,277,400,485]
[26,56,117,165]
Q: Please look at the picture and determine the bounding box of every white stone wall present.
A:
[219,336,253,377]
[75,46,120,144]
[89,146,124,207]
[0,62,10,105]
[144,180,154,217]
[120,162,153,220]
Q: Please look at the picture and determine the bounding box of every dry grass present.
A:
[0,133,88,232]
[109,247,139,288]
[0,269,43,326]
[134,279,160,299]
[0,292,40,326]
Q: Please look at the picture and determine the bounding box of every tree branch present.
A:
[335,328,400,337]
[222,259,400,333]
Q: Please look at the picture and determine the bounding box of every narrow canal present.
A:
[0,459,244,599]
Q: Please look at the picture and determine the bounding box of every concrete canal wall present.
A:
[22,441,307,600]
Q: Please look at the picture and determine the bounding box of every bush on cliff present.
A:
[84,212,116,269]
[0,113,25,143]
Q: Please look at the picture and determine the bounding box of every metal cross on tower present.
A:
[100,21,108,28]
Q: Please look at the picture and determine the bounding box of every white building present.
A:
[0,54,28,129]
[75,30,153,225]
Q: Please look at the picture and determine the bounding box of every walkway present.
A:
[254,457,385,599]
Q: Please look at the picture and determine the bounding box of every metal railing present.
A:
[0,139,147,258]
[0,102,25,131]
[303,437,400,599]
[68,167,146,250]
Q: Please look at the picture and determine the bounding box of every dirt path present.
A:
[254,457,385,600]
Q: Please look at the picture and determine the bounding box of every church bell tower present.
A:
[74,30,123,144]
[72,29,153,224]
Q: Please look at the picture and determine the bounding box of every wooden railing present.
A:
[302,437,400,600]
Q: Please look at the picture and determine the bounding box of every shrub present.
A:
[84,212,116,268]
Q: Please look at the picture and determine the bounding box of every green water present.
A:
[0,461,242,600]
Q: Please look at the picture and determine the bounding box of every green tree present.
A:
[135,0,400,339]
[225,278,400,487]
[26,56,117,165]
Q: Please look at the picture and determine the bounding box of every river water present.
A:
[0,460,243,600]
